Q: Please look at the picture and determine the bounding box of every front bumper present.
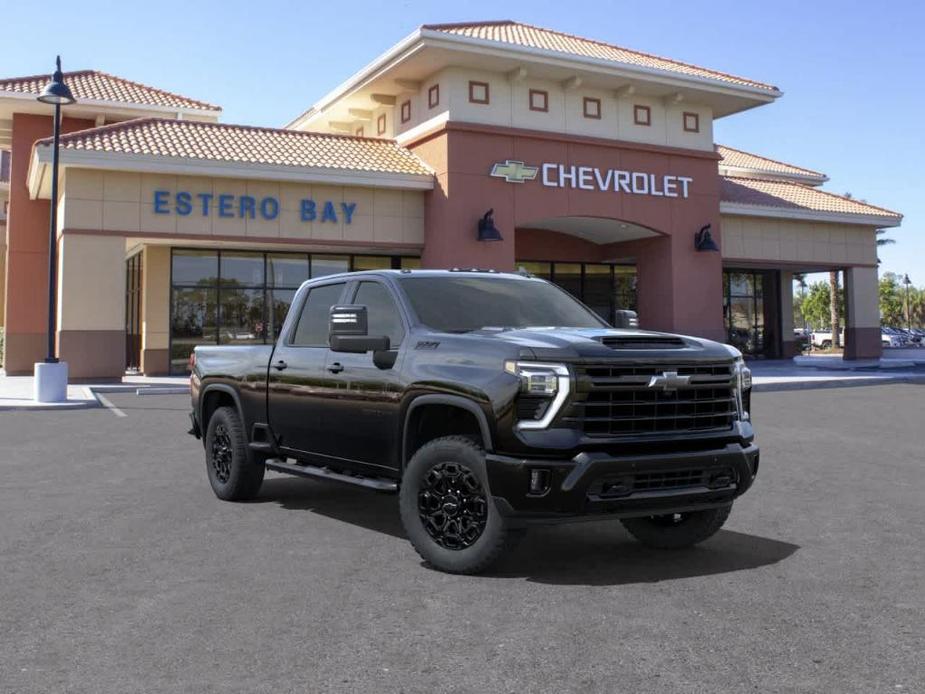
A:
[485,443,759,523]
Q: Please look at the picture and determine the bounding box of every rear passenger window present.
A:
[353,282,405,347]
[290,283,345,346]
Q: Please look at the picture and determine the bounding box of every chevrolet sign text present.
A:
[541,164,692,198]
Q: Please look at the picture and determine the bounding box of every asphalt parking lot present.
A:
[1,385,923,693]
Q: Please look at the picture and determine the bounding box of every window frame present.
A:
[683,111,700,133]
[428,84,440,109]
[529,89,549,113]
[633,104,651,126]
[468,80,490,105]
[400,99,411,124]
[376,113,386,136]
[583,96,601,119]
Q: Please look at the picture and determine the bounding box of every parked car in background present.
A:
[812,330,844,350]
[793,328,811,351]
[882,330,904,348]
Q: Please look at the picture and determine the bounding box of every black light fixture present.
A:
[694,224,719,252]
[477,208,503,242]
[33,57,76,402]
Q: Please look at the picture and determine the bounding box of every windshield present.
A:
[398,275,608,332]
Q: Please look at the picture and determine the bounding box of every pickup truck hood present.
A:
[464,326,737,362]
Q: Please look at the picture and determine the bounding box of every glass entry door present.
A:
[723,270,780,358]
[125,252,143,372]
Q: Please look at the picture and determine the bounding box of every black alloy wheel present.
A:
[418,462,488,550]
[210,422,233,484]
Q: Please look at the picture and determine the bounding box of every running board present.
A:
[264,458,398,493]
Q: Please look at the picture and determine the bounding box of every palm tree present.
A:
[829,270,841,348]
[875,228,895,264]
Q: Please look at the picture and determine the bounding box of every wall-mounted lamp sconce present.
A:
[694,224,719,252]
[477,208,503,242]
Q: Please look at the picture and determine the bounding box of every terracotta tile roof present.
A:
[0,70,220,112]
[717,145,826,181]
[38,118,432,177]
[423,21,779,93]
[721,176,901,222]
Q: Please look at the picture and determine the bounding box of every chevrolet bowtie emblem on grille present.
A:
[647,371,692,391]
[490,160,539,183]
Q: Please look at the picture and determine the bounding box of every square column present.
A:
[141,245,171,375]
[779,271,800,358]
[56,233,126,379]
[844,265,881,360]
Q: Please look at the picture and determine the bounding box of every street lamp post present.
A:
[903,274,912,331]
[33,57,76,403]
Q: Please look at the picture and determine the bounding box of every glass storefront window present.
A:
[515,260,637,325]
[170,286,218,372]
[169,250,419,373]
[268,254,310,288]
[311,255,349,277]
[583,264,614,322]
[400,257,422,269]
[724,270,769,357]
[353,255,393,271]
[219,288,266,344]
[220,252,265,287]
[172,250,217,286]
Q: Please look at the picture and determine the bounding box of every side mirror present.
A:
[328,305,390,353]
[613,310,639,329]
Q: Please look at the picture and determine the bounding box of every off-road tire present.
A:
[400,436,522,574]
[620,504,732,549]
[205,406,265,501]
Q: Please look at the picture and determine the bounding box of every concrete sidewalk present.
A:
[0,372,189,411]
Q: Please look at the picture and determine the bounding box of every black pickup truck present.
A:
[189,269,757,574]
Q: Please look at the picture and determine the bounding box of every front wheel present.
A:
[399,436,521,574]
[620,505,732,549]
[204,406,264,501]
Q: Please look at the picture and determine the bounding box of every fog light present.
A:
[529,468,551,495]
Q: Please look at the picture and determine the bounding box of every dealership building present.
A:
[0,20,902,378]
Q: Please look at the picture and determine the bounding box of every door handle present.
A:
[272,360,288,371]
[327,362,344,374]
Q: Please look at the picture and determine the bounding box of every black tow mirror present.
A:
[613,310,639,329]
[329,305,390,353]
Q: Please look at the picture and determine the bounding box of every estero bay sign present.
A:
[490,159,694,198]
[152,190,359,224]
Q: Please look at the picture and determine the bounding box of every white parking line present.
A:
[94,392,127,418]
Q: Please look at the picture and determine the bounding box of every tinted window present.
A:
[290,283,345,346]
[398,276,606,333]
[353,282,405,347]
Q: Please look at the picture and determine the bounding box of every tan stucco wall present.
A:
[721,215,878,266]
[845,265,880,328]
[60,169,426,246]
[142,245,170,352]
[57,233,126,331]
[392,67,715,151]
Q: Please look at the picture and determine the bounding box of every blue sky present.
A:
[4,0,922,282]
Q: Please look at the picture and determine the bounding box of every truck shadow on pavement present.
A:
[259,476,799,586]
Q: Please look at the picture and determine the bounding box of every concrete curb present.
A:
[753,375,925,393]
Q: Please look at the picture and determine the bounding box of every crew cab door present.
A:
[322,279,407,470]
[267,280,347,456]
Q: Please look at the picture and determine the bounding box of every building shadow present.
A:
[258,476,799,586]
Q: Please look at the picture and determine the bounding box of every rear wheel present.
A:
[205,406,264,501]
[620,505,731,549]
[400,436,521,574]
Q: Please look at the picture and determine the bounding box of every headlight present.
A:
[734,357,752,421]
[504,361,570,430]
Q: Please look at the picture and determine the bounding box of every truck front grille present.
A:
[564,362,737,437]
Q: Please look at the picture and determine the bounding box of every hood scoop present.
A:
[599,335,686,350]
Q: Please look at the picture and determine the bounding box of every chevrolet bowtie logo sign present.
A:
[490,160,539,184]
[647,371,692,391]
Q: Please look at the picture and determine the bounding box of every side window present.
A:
[290,283,345,347]
[353,282,405,347]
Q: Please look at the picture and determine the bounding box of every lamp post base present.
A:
[34,361,69,403]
